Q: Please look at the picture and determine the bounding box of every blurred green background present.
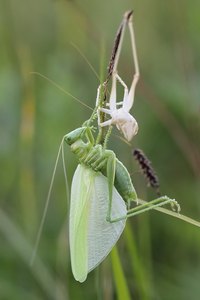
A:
[1,0,200,299]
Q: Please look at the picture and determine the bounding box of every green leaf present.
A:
[111,246,131,300]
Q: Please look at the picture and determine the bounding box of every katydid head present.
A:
[65,127,87,145]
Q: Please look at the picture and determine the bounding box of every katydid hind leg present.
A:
[108,196,180,223]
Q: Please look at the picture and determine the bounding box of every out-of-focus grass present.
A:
[0,0,200,299]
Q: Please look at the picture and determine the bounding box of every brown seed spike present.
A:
[107,10,133,81]
[133,148,160,195]
[107,20,124,79]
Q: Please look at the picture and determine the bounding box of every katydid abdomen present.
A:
[114,159,137,204]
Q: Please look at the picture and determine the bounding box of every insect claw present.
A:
[172,200,181,213]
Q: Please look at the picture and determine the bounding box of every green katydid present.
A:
[64,125,179,282]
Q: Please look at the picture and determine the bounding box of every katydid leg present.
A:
[107,196,180,223]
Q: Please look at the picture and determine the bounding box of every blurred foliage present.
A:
[0,0,200,299]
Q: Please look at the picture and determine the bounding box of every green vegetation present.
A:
[1,1,200,299]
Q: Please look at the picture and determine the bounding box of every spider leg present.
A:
[115,73,128,108]
[123,15,140,112]
[99,119,113,127]
[112,17,127,74]
[96,84,102,125]
[95,84,101,107]
[109,71,117,111]
[106,102,123,107]
[109,70,128,110]
[109,15,127,111]
[116,102,123,106]
[99,107,112,115]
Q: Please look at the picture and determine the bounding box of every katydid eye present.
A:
[65,135,73,145]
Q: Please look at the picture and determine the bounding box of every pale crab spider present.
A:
[97,11,140,141]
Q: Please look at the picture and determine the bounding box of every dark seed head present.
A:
[133,148,160,195]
